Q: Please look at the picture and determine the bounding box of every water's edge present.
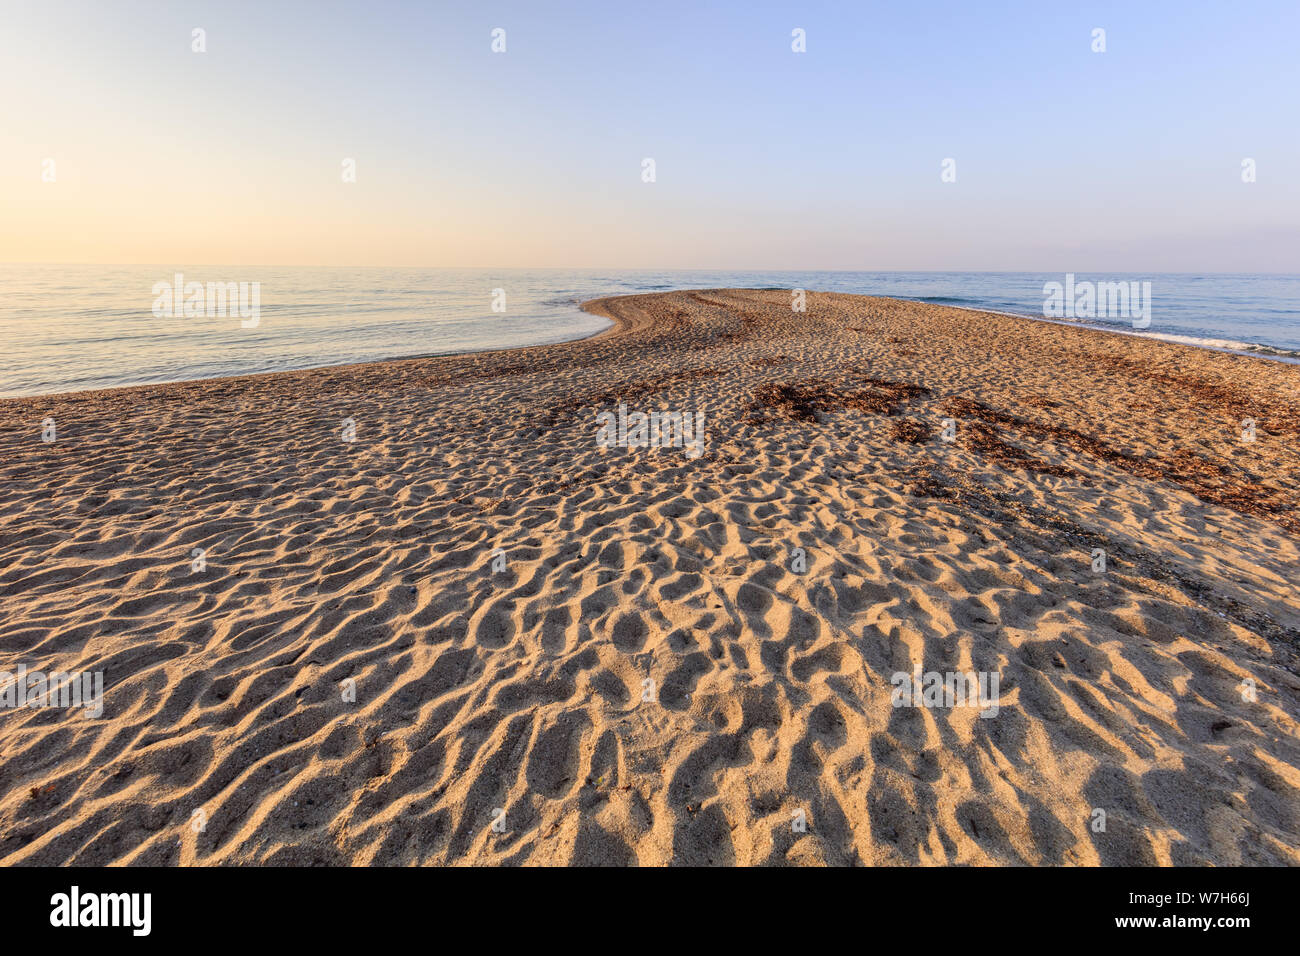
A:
[5,288,1296,403]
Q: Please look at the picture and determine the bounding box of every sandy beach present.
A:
[1,289,1298,866]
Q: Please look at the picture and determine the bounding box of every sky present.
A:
[2,0,1298,271]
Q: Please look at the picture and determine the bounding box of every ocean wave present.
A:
[1134,330,1300,360]
[917,295,977,305]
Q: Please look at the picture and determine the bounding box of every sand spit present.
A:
[1,289,1298,865]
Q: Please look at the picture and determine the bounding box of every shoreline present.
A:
[931,300,1300,365]
[3,289,1298,405]
[0,311,623,406]
[2,289,1298,865]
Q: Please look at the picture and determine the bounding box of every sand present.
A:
[1,289,1298,866]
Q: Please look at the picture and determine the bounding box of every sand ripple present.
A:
[1,290,1298,865]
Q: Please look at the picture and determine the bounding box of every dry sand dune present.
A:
[1,289,1298,866]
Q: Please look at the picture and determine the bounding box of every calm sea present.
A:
[2,266,1298,397]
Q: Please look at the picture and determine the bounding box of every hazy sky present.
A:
[3,0,1297,270]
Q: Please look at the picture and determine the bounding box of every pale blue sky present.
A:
[2,0,1297,269]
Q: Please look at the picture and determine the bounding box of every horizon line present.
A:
[4,262,1299,277]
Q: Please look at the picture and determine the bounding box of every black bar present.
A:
[5,865,1278,942]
